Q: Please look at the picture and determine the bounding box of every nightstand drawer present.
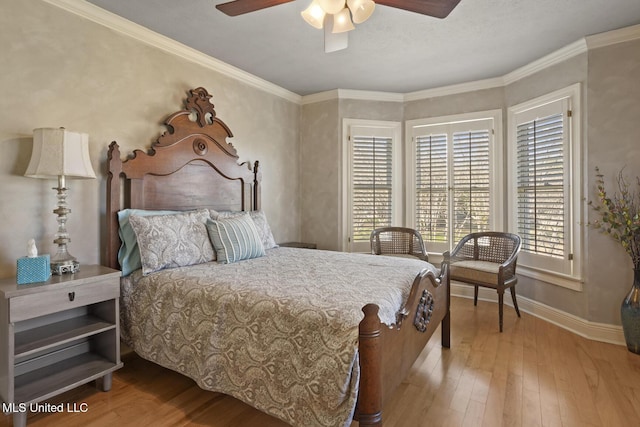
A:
[9,280,119,323]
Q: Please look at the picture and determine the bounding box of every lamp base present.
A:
[51,259,79,275]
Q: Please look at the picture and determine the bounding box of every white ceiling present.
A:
[86,0,640,96]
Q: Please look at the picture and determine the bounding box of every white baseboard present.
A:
[451,283,626,346]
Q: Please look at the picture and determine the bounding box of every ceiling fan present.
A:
[216,0,462,52]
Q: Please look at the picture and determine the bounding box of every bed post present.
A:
[441,260,451,348]
[440,260,451,348]
[357,303,383,427]
[253,160,261,210]
[106,141,122,270]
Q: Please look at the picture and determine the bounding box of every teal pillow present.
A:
[117,209,178,276]
[206,213,265,264]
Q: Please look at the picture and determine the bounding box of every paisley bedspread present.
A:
[120,247,436,426]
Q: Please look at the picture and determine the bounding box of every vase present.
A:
[621,269,640,354]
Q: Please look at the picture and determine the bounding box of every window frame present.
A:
[341,119,402,253]
[507,83,584,290]
[406,110,504,259]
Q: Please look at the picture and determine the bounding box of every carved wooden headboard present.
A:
[106,87,261,270]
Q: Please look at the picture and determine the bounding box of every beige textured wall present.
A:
[299,99,403,251]
[404,87,505,121]
[0,0,300,278]
[586,39,640,323]
[300,100,340,250]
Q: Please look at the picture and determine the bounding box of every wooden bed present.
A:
[105,87,450,426]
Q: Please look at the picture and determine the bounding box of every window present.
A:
[343,119,402,252]
[508,84,583,290]
[407,111,503,255]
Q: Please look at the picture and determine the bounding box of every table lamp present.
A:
[25,127,96,274]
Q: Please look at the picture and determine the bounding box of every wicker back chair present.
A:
[370,227,429,262]
[444,232,521,332]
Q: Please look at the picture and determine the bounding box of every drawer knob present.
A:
[68,292,75,302]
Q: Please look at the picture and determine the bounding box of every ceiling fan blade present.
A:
[216,0,295,16]
[375,0,461,19]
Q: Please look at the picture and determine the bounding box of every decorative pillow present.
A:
[206,213,266,264]
[129,209,214,275]
[117,209,178,276]
[214,210,278,250]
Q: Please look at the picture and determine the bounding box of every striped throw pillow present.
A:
[206,213,266,264]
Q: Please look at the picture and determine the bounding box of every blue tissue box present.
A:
[17,255,51,285]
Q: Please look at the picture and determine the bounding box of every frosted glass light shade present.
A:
[318,0,345,15]
[301,0,326,29]
[347,0,375,24]
[26,128,96,179]
[332,7,355,33]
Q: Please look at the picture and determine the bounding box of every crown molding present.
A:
[42,0,302,104]
[300,90,340,105]
[502,39,588,86]
[404,77,504,101]
[452,284,625,346]
[301,89,404,105]
[586,23,640,49]
[337,89,404,102]
[303,25,638,104]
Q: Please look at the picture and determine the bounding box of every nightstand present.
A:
[0,265,122,427]
[279,242,317,249]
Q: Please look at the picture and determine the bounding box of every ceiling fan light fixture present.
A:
[301,0,326,29]
[318,0,346,15]
[347,0,375,24]
[219,0,462,52]
[332,7,355,33]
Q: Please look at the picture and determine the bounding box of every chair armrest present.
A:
[497,253,519,282]
[498,235,522,274]
[499,251,519,270]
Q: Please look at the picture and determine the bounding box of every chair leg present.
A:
[511,286,521,318]
[498,290,504,333]
[474,285,478,306]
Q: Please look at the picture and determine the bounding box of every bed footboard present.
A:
[356,265,450,426]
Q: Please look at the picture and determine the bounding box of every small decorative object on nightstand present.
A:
[0,265,122,427]
[24,128,96,275]
[278,242,318,249]
[16,239,51,285]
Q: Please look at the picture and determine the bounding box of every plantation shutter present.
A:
[352,135,394,241]
[415,134,448,243]
[516,113,565,258]
[452,130,491,243]
[412,118,495,251]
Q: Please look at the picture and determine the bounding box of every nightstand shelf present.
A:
[15,314,115,358]
[15,352,117,404]
[0,265,122,427]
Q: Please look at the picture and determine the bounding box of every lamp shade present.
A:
[25,128,96,179]
[347,0,375,24]
[318,0,345,15]
[332,7,355,33]
[301,0,326,29]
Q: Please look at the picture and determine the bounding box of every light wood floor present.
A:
[3,296,640,427]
